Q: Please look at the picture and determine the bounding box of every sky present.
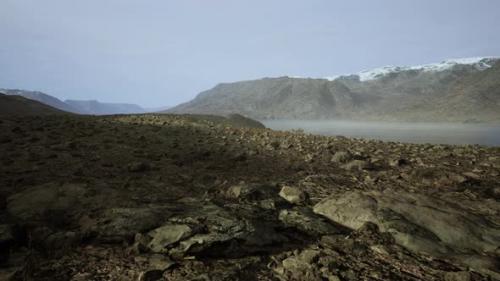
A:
[1,0,500,108]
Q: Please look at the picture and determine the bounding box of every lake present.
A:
[262,120,500,146]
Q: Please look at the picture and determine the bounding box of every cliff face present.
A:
[168,58,500,122]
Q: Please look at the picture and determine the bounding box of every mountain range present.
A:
[0,93,70,116]
[3,57,499,122]
[0,89,166,115]
[168,57,500,122]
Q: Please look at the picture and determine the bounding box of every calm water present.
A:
[262,120,500,146]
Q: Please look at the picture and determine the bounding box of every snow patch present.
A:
[324,75,340,81]
[324,57,498,82]
[358,66,406,81]
[408,57,495,72]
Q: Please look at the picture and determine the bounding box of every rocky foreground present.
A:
[0,114,499,281]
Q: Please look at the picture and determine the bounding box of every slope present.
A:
[0,93,71,116]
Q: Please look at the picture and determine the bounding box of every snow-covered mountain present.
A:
[168,57,500,122]
[326,57,498,81]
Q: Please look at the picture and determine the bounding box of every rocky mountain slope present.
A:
[168,57,500,122]
[0,93,71,115]
[1,113,499,280]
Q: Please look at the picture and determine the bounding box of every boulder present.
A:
[331,151,351,163]
[275,249,322,280]
[279,186,307,204]
[147,224,193,253]
[313,190,500,276]
[147,254,175,271]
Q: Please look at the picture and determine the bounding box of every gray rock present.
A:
[275,249,322,280]
[226,184,254,199]
[147,224,193,253]
[278,208,342,236]
[259,199,276,210]
[313,190,500,276]
[462,172,480,181]
[147,254,175,271]
[341,160,372,171]
[314,192,379,230]
[226,183,275,201]
[279,186,306,204]
[331,151,351,163]
[165,202,248,258]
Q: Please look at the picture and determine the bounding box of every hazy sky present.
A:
[1,0,500,107]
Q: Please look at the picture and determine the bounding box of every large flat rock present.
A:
[313,190,500,276]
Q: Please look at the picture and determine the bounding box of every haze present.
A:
[1,0,500,107]
[263,120,500,146]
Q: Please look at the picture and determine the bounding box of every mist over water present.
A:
[262,120,500,146]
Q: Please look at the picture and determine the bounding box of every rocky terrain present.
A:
[1,113,499,281]
[168,58,500,122]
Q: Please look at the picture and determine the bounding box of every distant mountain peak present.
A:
[326,57,499,82]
